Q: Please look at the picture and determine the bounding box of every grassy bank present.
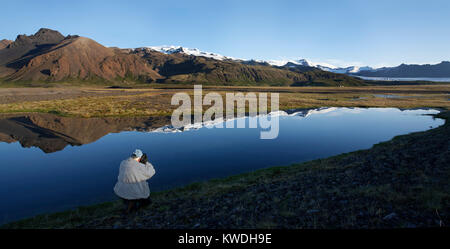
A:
[0,85,449,117]
[3,110,449,229]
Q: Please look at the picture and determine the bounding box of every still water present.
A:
[354,76,450,82]
[0,107,444,223]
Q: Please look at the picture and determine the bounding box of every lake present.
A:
[0,107,444,223]
[354,76,450,82]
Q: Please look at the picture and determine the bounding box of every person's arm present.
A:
[139,162,155,179]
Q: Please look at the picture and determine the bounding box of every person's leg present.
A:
[125,199,136,214]
[120,198,128,212]
[137,197,152,210]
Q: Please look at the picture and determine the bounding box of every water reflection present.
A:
[0,114,171,153]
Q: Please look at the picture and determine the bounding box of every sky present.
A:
[1,0,449,68]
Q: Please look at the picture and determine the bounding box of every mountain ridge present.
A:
[0,29,162,82]
[0,39,12,50]
[0,28,364,86]
[147,44,450,77]
[2,30,449,82]
[11,36,162,82]
[353,61,450,78]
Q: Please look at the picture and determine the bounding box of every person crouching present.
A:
[114,149,156,214]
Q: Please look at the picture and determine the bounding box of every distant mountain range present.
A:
[0,29,364,86]
[0,28,448,86]
[244,58,450,77]
[351,61,450,78]
[146,45,450,78]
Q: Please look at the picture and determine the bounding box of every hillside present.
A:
[0,29,161,83]
[132,47,307,85]
[355,61,450,78]
[131,47,364,86]
[0,28,65,77]
[0,39,12,50]
[9,37,161,82]
[0,28,366,86]
[278,64,367,86]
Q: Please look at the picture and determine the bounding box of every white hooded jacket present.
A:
[113,157,156,200]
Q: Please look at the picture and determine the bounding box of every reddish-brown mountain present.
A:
[0,28,161,82]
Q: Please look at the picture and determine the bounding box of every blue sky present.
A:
[1,0,449,68]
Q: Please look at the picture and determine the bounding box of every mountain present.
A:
[0,28,365,86]
[257,57,450,78]
[277,64,366,86]
[0,39,12,50]
[131,47,309,85]
[0,28,162,82]
[147,45,235,61]
[3,29,447,85]
[140,46,363,85]
[255,59,310,67]
[316,65,375,74]
[130,47,363,86]
[253,58,375,74]
[353,61,450,77]
[0,28,65,77]
[249,57,375,74]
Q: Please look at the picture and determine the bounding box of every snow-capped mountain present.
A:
[147,45,236,61]
[254,58,376,73]
[146,45,377,74]
[256,59,311,67]
[316,65,375,74]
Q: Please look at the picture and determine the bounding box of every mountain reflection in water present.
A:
[0,114,171,153]
[0,108,352,153]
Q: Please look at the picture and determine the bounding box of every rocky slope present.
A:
[0,39,12,50]
[0,29,161,82]
[10,37,161,82]
[0,28,66,77]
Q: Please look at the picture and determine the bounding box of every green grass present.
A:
[0,163,316,228]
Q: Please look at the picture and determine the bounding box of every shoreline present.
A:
[2,110,449,229]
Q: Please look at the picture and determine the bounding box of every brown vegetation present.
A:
[0,85,448,118]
